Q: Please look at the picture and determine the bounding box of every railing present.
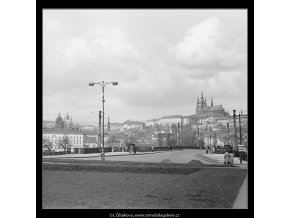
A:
[42,150,71,156]
[43,145,203,155]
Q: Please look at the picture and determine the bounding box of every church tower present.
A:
[196,97,200,114]
[211,97,213,107]
[55,112,64,129]
[200,91,204,109]
[64,113,74,129]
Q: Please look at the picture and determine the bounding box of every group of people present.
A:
[128,144,137,154]
[224,151,234,165]
[205,146,215,154]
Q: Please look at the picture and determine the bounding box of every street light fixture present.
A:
[227,122,230,145]
[89,81,118,161]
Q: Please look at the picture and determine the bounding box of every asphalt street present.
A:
[44,149,213,164]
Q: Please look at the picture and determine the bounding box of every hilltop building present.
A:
[123,120,144,130]
[55,112,74,129]
[196,91,229,118]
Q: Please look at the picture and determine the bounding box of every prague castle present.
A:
[195,92,229,118]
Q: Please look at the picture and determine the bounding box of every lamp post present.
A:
[233,110,237,149]
[239,113,242,145]
[197,126,200,148]
[89,81,118,161]
[227,122,230,145]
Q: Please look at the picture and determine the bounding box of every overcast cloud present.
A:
[43,9,247,124]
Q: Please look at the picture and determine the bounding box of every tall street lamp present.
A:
[197,126,200,148]
[89,81,118,161]
[227,122,230,145]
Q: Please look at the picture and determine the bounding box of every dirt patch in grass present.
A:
[187,160,203,165]
[145,194,157,199]
[161,159,172,163]
[42,168,247,209]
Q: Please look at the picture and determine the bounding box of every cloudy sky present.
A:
[43,9,247,124]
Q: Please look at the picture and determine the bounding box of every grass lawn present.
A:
[42,167,247,209]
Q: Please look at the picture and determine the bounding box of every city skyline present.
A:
[43,9,247,124]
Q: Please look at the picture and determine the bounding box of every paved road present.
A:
[105,150,210,163]
[43,149,247,168]
[44,149,222,164]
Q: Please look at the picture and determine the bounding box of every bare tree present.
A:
[43,138,53,152]
[107,135,117,144]
[58,134,70,152]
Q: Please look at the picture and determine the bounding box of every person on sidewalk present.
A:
[224,151,230,165]
[151,145,154,152]
[229,151,234,166]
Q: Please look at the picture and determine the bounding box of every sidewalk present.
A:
[43,151,160,159]
[198,153,248,168]
[232,175,248,209]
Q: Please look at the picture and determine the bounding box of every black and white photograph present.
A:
[42,9,248,210]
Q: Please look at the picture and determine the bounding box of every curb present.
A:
[44,151,161,159]
[195,154,222,163]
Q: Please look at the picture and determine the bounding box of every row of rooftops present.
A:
[42,128,98,135]
[43,112,247,132]
[123,120,144,125]
[146,113,247,122]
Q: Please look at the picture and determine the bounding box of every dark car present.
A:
[223,144,233,152]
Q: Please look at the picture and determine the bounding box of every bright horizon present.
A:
[43,9,247,125]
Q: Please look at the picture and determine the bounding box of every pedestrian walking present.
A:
[229,151,234,166]
[151,145,154,152]
[224,151,230,165]
[133,145,137,154]
[239,151,245,163]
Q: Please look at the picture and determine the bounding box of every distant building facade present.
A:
[155,115,183,127]
[145,119,158,127]
[42,128,103,151]
[43,120,55,128]
[123,120,144,130]
[42,128,86,151]
[82,130,99,148]
[109,123,123,131]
